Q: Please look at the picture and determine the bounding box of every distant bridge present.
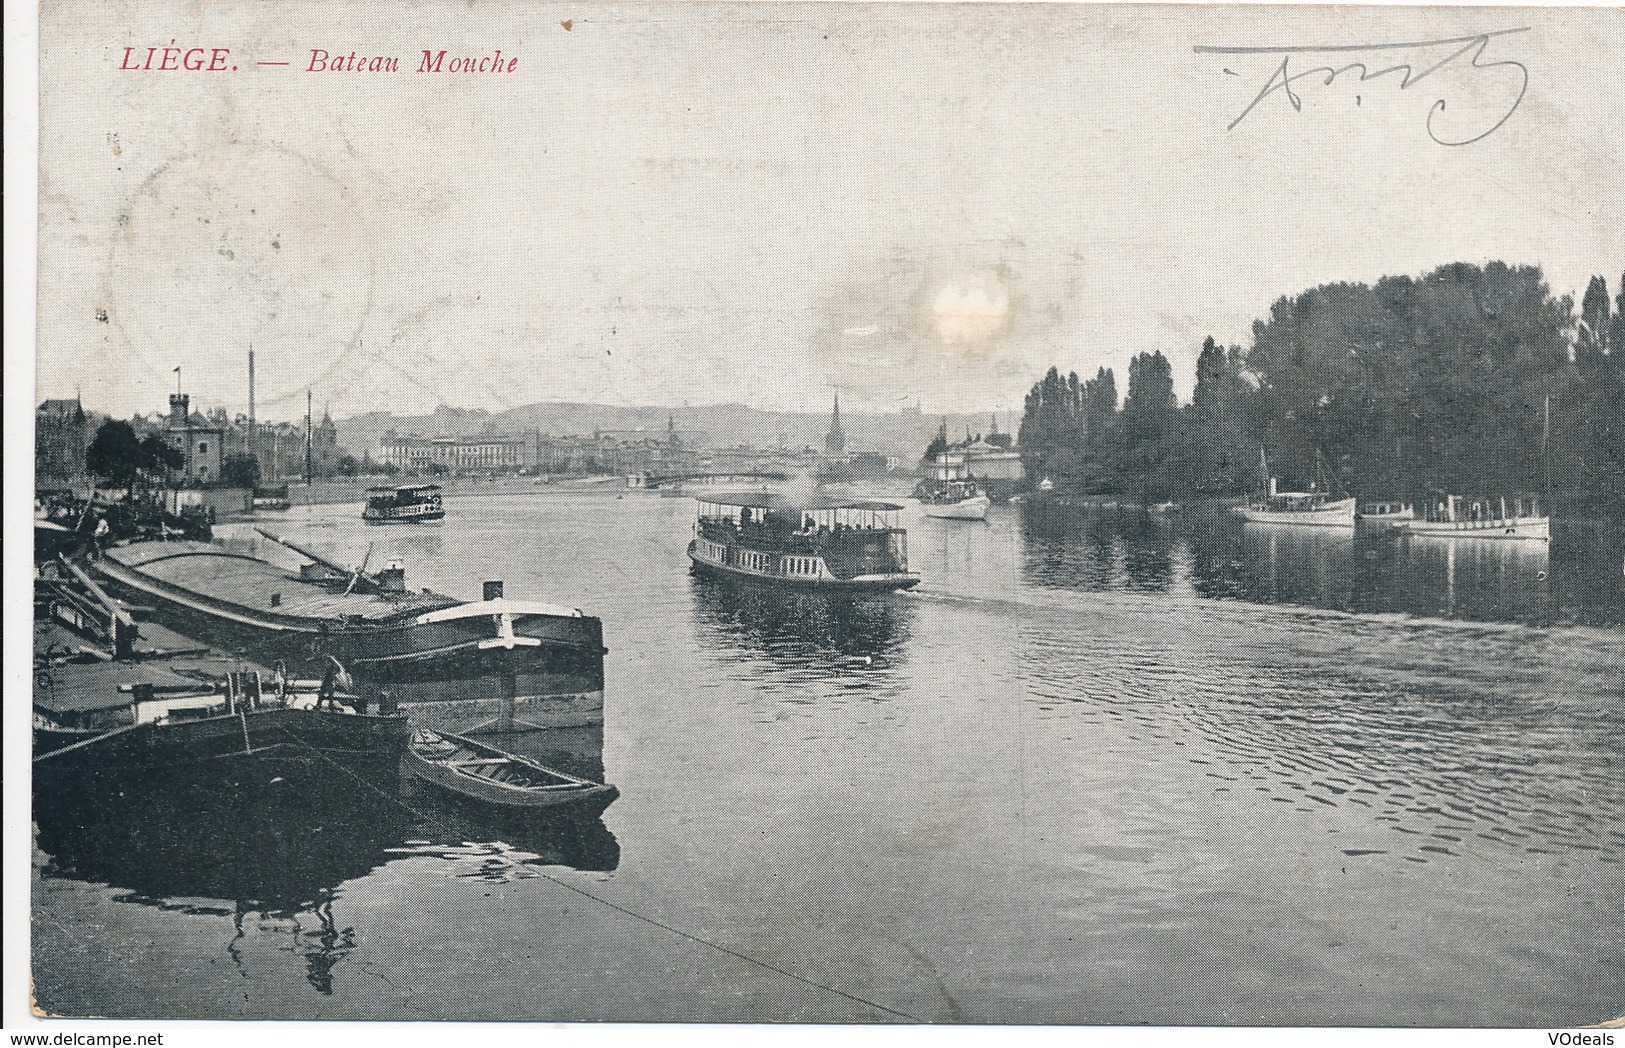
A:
[637,471,790,489]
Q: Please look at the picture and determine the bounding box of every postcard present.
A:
[10,0,1624,1033]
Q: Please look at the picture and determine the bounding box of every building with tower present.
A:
[165,392,224,486]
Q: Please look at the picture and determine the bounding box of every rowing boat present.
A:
[406,729,619,819]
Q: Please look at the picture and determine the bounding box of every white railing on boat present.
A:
[413,598,584,625]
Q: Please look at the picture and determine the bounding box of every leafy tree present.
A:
[1013,261,1599,506]
[1245,262,1570,497]
[86,422,186,489]
[1118,351,1179,501]
[1555,273,1625,508]
[142,434,184,473]
[336,454,361,477]
[1576,274,1612,369]
[1018,367,1086,489]
[220,452,263,489]
[1187,337,1257,494]
[1613,273,1625,357]
[86,420,147,487]
[1077,368,1120,492]
[1082,367,1118,441]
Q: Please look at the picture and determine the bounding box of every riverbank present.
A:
[32,488,1625,1024]
[229,474,625,512]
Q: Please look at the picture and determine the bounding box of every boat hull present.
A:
[1235,497,1356,527]
[687,541,920,592]
[1394,517,1550,541]
[1355,511,1418,530]
[922,496,991,520]
[363,510,445,524]
[92,550,606,724]
[32,718,105,757]
[33,706,410,795]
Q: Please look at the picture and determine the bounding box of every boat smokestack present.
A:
[1269,476,1277,496]
[483,580,505,601]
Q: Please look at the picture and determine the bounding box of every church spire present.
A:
[825,393,846,454]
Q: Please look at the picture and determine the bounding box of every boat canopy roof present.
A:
[368,483,442,494]
[698,492,906,513]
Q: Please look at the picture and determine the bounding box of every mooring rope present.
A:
[266,719,926,1022]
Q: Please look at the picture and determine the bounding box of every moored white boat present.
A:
[1356,500,1417,529]
[1235,449,1355,528]
[1392,495,1550,542]
[1235,493,1356,527]
[920,481,991,520]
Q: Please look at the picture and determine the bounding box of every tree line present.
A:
[1015,262,1625,510]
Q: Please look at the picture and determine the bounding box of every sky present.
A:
[33,1,1625,424]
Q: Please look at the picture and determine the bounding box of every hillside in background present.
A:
[334,402,1009,463]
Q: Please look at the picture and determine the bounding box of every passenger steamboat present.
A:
[687,494,921,592]
[363,483,445,524]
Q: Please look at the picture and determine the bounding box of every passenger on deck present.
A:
[317,661,341,710]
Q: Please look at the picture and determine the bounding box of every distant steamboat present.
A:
[1235,490,1357,527]
[687,494,921,592]
[364,483,445,524]
[919,480,991,521]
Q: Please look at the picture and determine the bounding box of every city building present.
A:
[165,393,224,486]
[36,397,89,480]
[934,440,1024,484]
[379,432,529,472]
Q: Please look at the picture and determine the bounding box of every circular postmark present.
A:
[104,141,377,415]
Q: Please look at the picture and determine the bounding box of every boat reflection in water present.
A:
[34,775,412,997]
[34,746,619,1002]
[400,789,622,874]
[1399,529,1553,622]
[1019,501,1177,593]
[34,777,410,911]
[1014,500,1618,628]
[688,572,913,672]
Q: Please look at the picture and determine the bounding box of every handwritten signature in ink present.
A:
[1194,27,1529,146]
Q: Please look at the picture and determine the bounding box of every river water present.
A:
[30,490,1625,1025]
